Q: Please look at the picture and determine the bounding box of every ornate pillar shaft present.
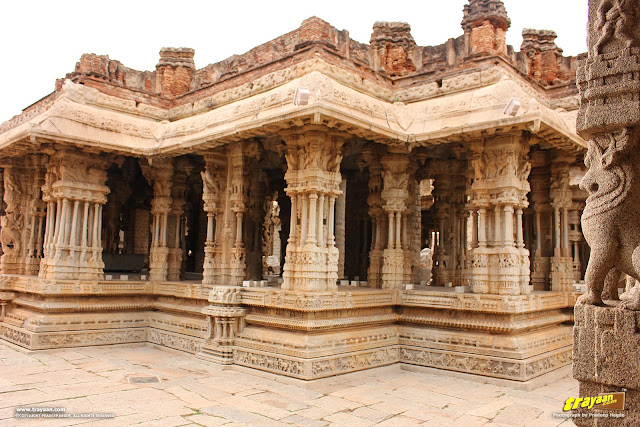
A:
[92,204,100,248]
[336,178,347,278]
[395,213,402,250]
[317,194,325,247]
[477,208,487,247]
[553,208,560,254]
[207,214,215,243]
[516,209,524,248]
[504,206,514,247]
[534,210,541,253]
[301,195,309,244]
[328,196,335,246]
[289,193,297,244]
[494,206,501,247]
[307,193,317,244]
[562,207,569,257]
[235,213,243,247]
[471,210,478,248]
[387,213,394,249]
[36,213,44,258]
[69,200,80,247]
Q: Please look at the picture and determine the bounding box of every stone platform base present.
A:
[199,287,577,380]
[0,276,577,383]
[573,303,640,425]
[0,276,209,354]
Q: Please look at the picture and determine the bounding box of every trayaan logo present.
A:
[563,392,625,411]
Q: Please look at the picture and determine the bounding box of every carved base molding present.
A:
[401,345,572,381]
[0,323,147,350]
[234,346,400,380]
[400,324,573,360]
[147,328,204,354]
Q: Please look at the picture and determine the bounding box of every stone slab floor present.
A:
[0,342,578,426]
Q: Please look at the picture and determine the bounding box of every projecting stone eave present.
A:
[146,66,586,156]
[0,65,585,160]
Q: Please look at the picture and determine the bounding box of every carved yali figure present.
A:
[578,128,640,309]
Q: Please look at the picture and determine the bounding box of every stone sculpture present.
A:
[576,0,640,309]
[419,247,433,284]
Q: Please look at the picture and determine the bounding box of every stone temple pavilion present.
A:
[0,0,588,380]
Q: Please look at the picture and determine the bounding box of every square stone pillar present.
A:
[38,150,109,281]
[281,127,344,291]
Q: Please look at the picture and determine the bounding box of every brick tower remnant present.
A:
[156,47,196,97]
[461,0,510,57]
[370,22,418,77]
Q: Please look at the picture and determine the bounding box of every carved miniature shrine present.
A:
[0,0,588,381]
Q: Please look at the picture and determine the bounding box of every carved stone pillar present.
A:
[569,206,583,282]
[167,163,188,281]
[380,149,410,289]
[550,155,573,292]
[468,136,531,295]
[281,127,343,291]
[366,155,383,288]
[201,154,223,286]
[149,160,173,282]
[529,153,551,290]
[39,150,109,281]
[431,172,450,286]
[227,143,251,286]
[246,171,266,281]
[573,3,640,421]
[261,191,281,278]
[0,157,47,275]
[408,174,424,284]
[335,178,347,279]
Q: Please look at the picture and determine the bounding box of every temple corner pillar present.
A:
[281,127,343,292]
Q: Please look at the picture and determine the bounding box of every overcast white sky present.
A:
[0,0,588,124]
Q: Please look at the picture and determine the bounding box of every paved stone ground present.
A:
[0,342,578,426]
